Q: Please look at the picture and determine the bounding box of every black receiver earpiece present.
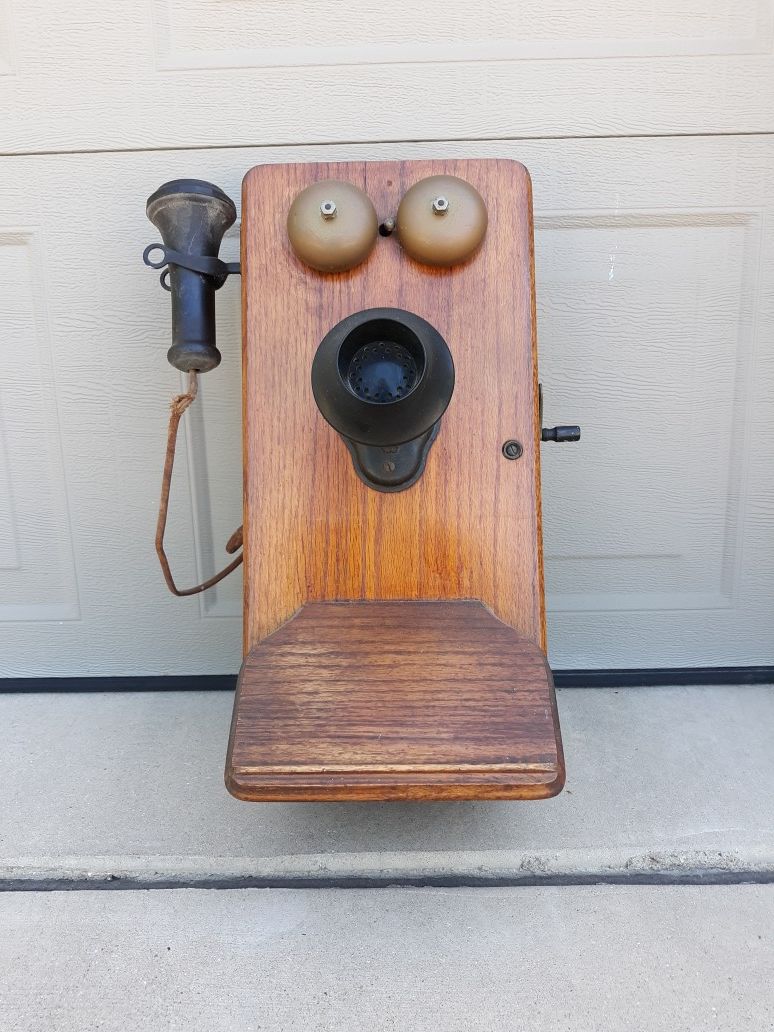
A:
[145,179,238,373]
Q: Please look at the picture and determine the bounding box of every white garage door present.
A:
[1,3,773,676]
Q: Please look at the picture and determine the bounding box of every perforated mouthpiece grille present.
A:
[346,341,419,404]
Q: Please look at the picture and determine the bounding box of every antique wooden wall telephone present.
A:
[144,160,580,802]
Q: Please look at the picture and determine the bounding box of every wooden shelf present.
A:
[226,600,564,802]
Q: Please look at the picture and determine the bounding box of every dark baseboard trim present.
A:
[0,675,238,693]
[553,666,774,688]
[0,667,772,693]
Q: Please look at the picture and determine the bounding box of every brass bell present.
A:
[287,180,378,273]
[396,175,487,267]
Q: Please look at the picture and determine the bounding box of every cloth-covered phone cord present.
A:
[156,370,244,596]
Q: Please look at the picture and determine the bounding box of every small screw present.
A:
[502,439,523,460]
[320,200,337,219]
[432,196,449,214]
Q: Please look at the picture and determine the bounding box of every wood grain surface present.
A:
[241,158,545,652]
[226,600,564,801]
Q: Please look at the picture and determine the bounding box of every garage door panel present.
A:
[0,227,80,625]
[539,207,759,630]
[155,0,770,64]
[0,1,772,152]
[0,136,771,673]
